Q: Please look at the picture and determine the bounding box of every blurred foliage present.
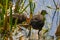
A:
[14,0,26,13]
[0,0,12,9]
[0,0,36,40]
[0,0,12,40]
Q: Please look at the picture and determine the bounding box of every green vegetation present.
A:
[0,0,35,40]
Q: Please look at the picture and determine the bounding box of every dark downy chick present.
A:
[30,10,48,40]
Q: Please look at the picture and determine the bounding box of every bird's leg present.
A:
[27,26,31,40]
[38,30,40,40]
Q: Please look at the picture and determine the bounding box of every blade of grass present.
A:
[33,2,35,13]
[19,0,27,14]
[28,0,33,38]
[0,6,5,27]
[14,0,20,13]
[1,7,5,27]
[4,0,8,27]
[21,0,26,9]
[9,5,13,31]
[6,0,8,10]
[53,0,57,8]
[29,0,33,14]
[20,4,29,13]
[0,3,3,8]
[14,18,18,29]
[3,0,8,34]
[0,17,1,27]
